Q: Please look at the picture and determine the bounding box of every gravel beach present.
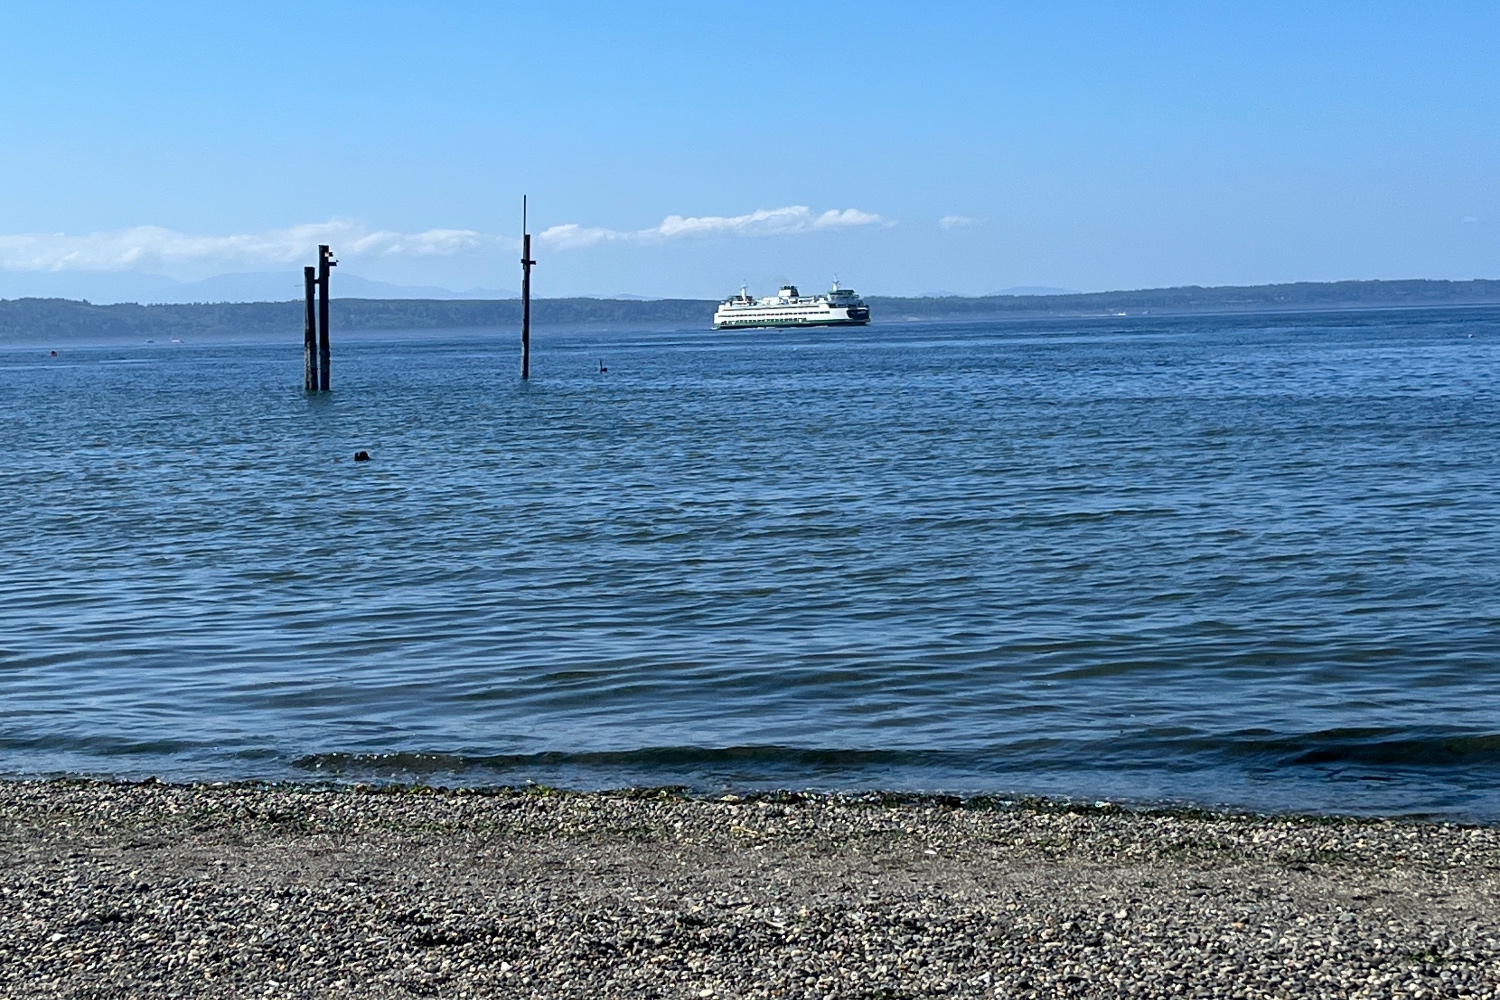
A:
[1,781,1497,998]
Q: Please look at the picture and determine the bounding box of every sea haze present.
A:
[0,270,512,305]
[1,309,1498,819]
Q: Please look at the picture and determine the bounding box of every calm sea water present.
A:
[2,309,1498,818]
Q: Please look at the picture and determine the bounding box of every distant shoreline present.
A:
[3,277,1500,342]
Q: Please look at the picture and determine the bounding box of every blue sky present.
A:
[1,2,1497,301]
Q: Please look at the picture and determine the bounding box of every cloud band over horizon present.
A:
[0,221,485,274]
[538,205,884,249]
[0,205,885,273]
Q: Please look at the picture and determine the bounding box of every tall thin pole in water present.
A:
[303,266,317,392]
[520,197,535,381]
[317,244,336,391]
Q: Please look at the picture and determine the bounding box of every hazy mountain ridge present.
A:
[0,270,514,305]
[0,297,710,342]
[4,278,1500,342]
[873,278,1500,316]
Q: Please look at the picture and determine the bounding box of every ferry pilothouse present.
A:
[712,280,871,329]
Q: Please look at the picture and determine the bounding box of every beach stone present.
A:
[0,780,1496,998]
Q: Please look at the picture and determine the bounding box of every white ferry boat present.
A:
[713,281,871,329]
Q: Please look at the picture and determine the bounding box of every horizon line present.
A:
[4,274,1500,308]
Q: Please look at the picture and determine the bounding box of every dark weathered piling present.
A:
[303,266,317,392]
[521,197,535,381]
[317,244,336,391]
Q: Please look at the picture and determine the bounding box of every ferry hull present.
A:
[713,314,871,330]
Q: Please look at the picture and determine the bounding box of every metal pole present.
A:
[521,196,535,381]
[303,266,317,391]
[521,233,533,381]
[317,244,335,391]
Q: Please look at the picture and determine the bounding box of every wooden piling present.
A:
[317,244,336,391]
[303,266,317,392]
[521,197,535,381]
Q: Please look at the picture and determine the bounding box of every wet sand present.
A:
[1,780,1497,998]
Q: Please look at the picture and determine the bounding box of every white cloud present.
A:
[372,228,486,256]
[0,220,488,273]
[1462,215,1480,224]
[939,215,974,230]
[655,205,812,238]
[536,223,629,249]
[815,208,882,228]
[0,206,883,273]
[537,205,883,248]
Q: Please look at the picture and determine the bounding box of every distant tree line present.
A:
[867,279,1500,317]
[3,279,1500,342]
[0,297,713,342]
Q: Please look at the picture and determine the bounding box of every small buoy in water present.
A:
[353,450,371,462]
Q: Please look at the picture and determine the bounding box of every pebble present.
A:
[0,780,1497,997]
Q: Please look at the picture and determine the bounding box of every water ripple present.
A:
[3,310,1500,818]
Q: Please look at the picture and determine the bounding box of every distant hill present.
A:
[0,269,512,304]
[0,297,711,343]
[866,278,1500,318]
[3,279,1500,342]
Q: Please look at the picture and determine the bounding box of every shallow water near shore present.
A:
[2,308,1499,819]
